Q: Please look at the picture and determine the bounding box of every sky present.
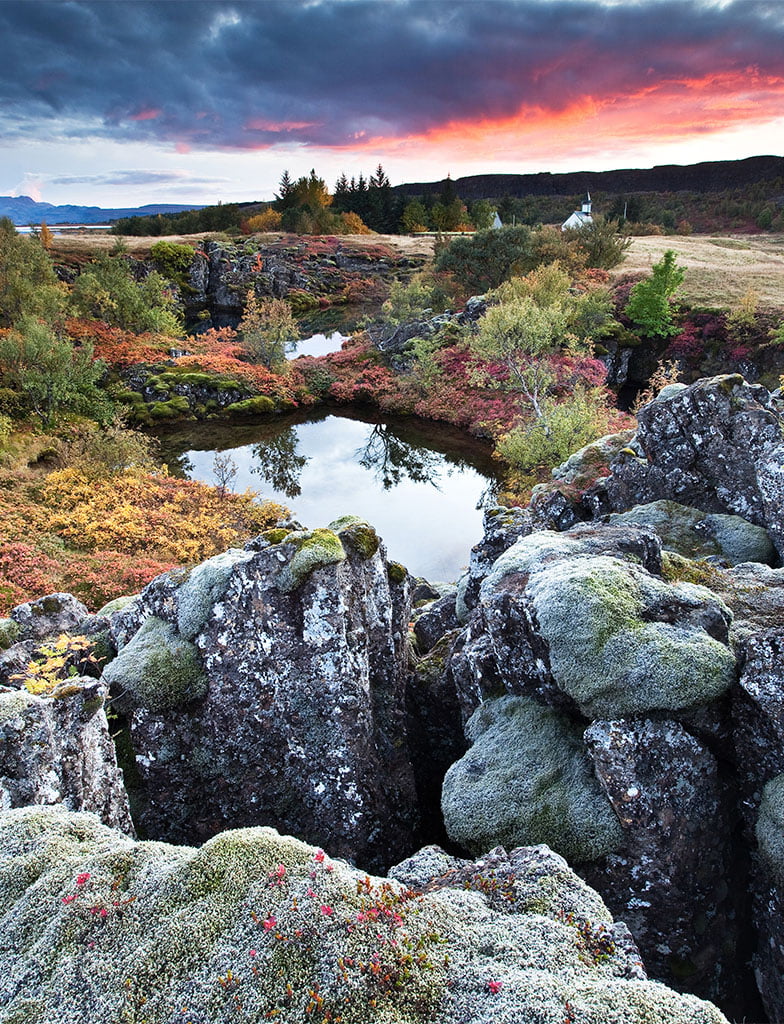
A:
[1,0,783,209]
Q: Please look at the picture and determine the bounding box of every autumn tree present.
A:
[70,254,181,335]
[0,217,66,327]
[239,290,299,370]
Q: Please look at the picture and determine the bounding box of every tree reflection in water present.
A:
[249,427,309,499]
[356,423,450,490]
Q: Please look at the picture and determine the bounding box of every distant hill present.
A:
[0,195,205,226]
[395,155,784,200]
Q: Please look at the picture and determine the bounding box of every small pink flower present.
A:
[356,912,366,923]
[62,894,77,904]
[263,916,277,931]
[487,980,502,995]
[307,887,317,898]
[76,873,91,886]
[314,850,325,863]
[320,904,334,916]
[249,949,257,958]
[275,864,286,878]
[325,864,334,873]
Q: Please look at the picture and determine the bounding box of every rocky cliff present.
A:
[2,374,784,1022]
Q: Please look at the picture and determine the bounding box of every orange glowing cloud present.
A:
[244,118,321,134]
[329,70,784,167]
[128,108,162,122]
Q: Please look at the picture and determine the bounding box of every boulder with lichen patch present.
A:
[103,520,417,870]
[609,500,776,566]
[9,592,90,643]
[0,682,133,834]
[442,696,624,863]
[0,805,730,1024]
[454,524,734,721]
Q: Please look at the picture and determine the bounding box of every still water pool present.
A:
[158,409,501,583]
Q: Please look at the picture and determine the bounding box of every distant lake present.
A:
[15,224,112,235]
[157,409,501,584]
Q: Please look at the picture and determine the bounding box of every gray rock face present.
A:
[604,376,784,557]
[10,592,89,643]
[0,806,730,1024]
[456,505,533,621]
[451,524,733,722]
[733,628,784,831]
[104,524,418,871]
[584,719,736,1004]
[412,592,459,653]
[754,775,784,1023]
[0,681,133,834]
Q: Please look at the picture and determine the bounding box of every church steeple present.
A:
[581,192,592,215]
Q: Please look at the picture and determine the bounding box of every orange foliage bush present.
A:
[41,468,287,564]
[66,318,172,368]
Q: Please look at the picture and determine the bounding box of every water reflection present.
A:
[157,411,501,582]
[249,428,310,499]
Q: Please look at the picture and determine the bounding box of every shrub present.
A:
[71,255,182,336]
[435,226,535,294]
[149,241,195,279]
[239,291,299,370]
[567,215,632,270]
[0,217,66,327]
[624,249,685,338]
[246,209,283,233]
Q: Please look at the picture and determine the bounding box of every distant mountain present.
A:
[395,155,784,200]
[0,195,205,226]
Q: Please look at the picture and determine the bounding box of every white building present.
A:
[562,193,593,231]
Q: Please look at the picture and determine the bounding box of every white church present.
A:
[562,193,593,231]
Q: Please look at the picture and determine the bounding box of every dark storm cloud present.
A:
[1,0,783,150]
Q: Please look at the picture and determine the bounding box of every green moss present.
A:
[757,773,784,886]
[0,690,37,724]
[278,528,347,592]
[329,516,380,560]
[223,395,276,417]
[387,561,408,585]
[176,548,254,640]
[101,616,207,712]
[150,396,192,420]
[95,595,137,618]
[660,551,726,589]
[0,617,21,650]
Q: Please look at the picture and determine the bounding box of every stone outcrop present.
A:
[0,681,133,834]
[0,805,730,1024]
[754,775,784,1023]
[102,520,418,871]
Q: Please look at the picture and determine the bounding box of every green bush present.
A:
[0,217,66,327]
[149,241,195,279]
[71,255,182,336]
[624,250,685,338]
[435,225,535,293]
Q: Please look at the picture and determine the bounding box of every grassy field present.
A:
[612,233,784,311]
[50,229,784,311]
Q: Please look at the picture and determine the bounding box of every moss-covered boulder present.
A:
[471,529,736,720]
[610,500,776,566]
[101,616,207,713]
[442,696,623,862]
[0,806,729,1024]
[754,774,784,1022]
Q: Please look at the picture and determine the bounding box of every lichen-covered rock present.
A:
[0,619,20,651]
[455,505,533,622]
[103,523,418,871]
[412,591,459,653]
[609,500,776,566]
[102,615,207,713]
[603,376,784,558]
[442,696,623,862]
[9,592,89,643]
[584,719,737,1004]
[754,774,784,1022]
[732,628,784,831]
[461,526,735,720]
[0,682,132,833]
[0,806,730,1024]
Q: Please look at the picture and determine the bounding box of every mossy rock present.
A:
[0,617,21,650]
[610,500,776,566]
[223,395,276,417]
[387,561,408,585]
[149,396,193,420]
[757,773,784,887]
[278,529,347,593]
[328,516,380,560]
[442,696,624,863]
[176,548,255,640]
[101,616,207,712]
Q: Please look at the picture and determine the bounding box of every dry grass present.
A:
[612,233,784,311]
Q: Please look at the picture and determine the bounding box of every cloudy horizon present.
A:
[2,0,783,207]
